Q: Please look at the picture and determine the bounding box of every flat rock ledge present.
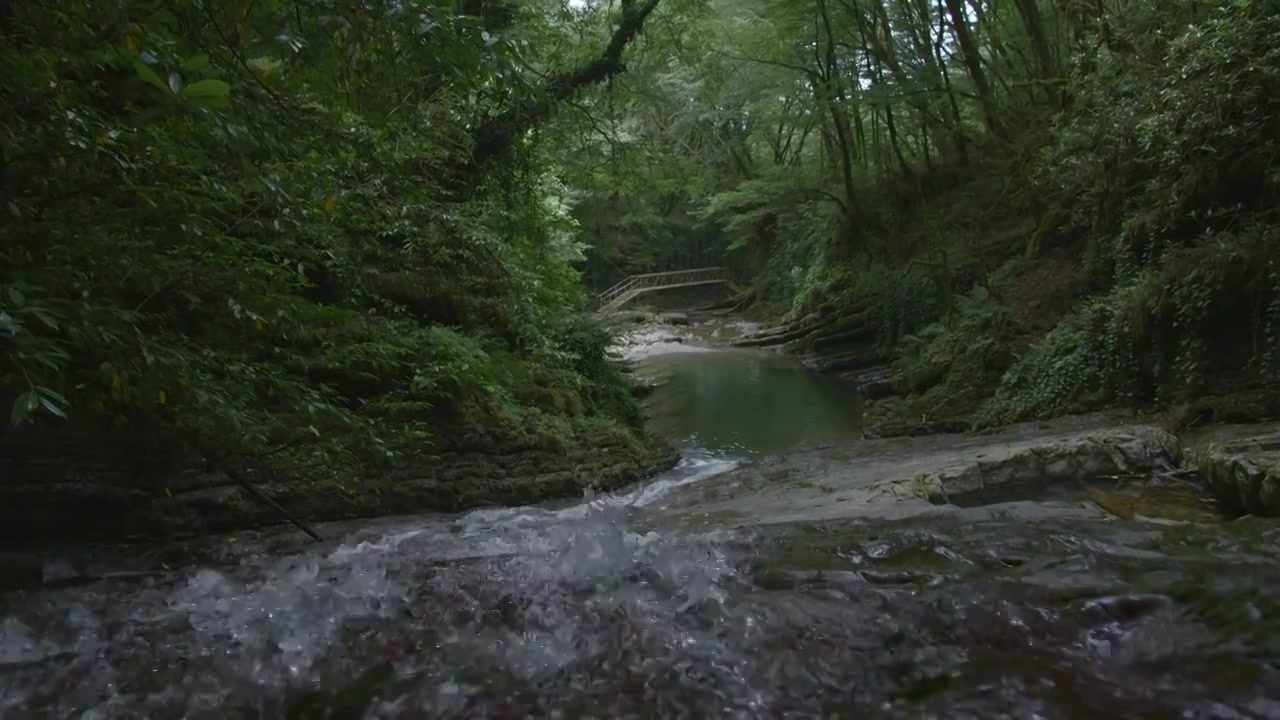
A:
[913,425,1183,504]
[656,418,1188,527]
[1192,427,1280,516]
[0,441,679,544]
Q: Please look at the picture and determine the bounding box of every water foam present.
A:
[0,451,746,716]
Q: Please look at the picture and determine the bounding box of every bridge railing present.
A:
[593,267,734,311]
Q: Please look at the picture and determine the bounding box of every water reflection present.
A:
[637,349,864,455]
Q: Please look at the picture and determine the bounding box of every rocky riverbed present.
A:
[4,313,1280,717]
[4,415,1280,717]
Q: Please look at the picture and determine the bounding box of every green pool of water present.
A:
[637,349,864,455]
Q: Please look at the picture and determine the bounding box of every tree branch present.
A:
[459,0,663,186]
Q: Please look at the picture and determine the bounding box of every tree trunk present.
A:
[1013,0,1060,107]
[941,0,1004,137]
[815,0,860,222]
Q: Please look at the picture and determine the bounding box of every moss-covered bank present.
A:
[0,420,677,544]
[732,0,1280,439]
[0,2,678,544]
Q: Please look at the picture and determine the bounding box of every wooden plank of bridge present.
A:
[594,267,737,312]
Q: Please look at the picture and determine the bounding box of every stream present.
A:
[3,335,1280,718]
[637,348,864,455]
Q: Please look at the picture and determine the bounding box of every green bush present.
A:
[0,1,649,487]
[978,230,1280,426]
[891,287,1021,415]
[968,0,1280,425]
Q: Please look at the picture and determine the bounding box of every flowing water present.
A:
[4,346,1280,718]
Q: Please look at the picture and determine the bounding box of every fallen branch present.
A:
[228,469,324,542]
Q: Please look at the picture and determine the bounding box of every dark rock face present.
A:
[845,366,898,400]
[630,377,660,398]
[0,432,679,545]
[923,425,1183,503]
[1193,427,1280,516]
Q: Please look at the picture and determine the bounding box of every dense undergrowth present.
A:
[972,0,1280,424]
[578,0,1280,428]
[1,1,660,500]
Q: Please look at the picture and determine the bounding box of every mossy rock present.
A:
[920,425,1182,503]
[1193,431,1280,517]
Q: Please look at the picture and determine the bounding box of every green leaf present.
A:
[10,391,38,426]
[6,286,23,306]
[36,386,67,404]
[184,79,232,107]
[184,79,230,99]
[30,308,59,329]
[190,95,230,108]
[168,71,183,94]
[37,394,65,417]
[39,397,67,419]
[247,56,282,77]
[181,53,210,71]
[133,60,171,94]
[33,356,58,370]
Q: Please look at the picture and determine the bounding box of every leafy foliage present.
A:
[1,0,661,488]
[974,0,1280,422]
[571,0,1280,424]
[894,288,1018,396]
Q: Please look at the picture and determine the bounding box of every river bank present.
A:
[0,313,689,545]
[5,421,1280,716]
[622,311,1280,524]
[0,311,745,547]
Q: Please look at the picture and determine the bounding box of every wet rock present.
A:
[0,552,46,592]
[753,565,800,590]
[921,425,1182,503]
[0,437,680,544]
[1019,568,1126,597]
[0,483,153,543]
[862,418,971,440]
[1246,698,1280,719]
[1193,429,1280,516]
[801,347,884,374]
[845,366,898,400]
[1081,593,1175,622]
[657,312,690,325]
[166,471,236,494]
[659,416,1192,527]
[859,569,922,585]
[818,570,866,586]
[858,397,970,439]
[630,377,661,398]
[951,500,1113,523]
[609,310,654,324]
[1172,392,1280,430]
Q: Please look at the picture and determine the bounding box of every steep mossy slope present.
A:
[574,0,1280,433]
[0,1,675,541]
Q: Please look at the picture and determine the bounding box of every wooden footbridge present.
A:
[594,267,740,312]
